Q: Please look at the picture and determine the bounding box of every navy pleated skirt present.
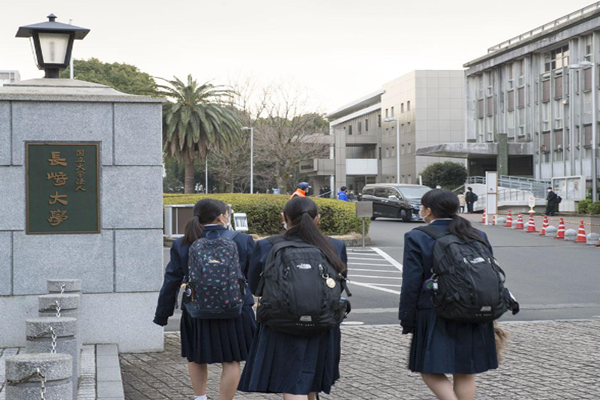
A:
[409,308,498,374]
[238,324,341,395]
[180,305,257,364]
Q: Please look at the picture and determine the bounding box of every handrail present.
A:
[487,2,600,54]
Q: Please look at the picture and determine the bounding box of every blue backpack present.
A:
[184,230,245,319]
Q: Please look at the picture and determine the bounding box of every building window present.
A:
[554,75,563,99]
[584,68,592,91]
[365,119,369,132]
[507,90,515,111]
[555,129,563,149]
[407,122,411,132]
[385,109,389,118]
[517,87,525,108]
[584,125,592,145]
[385,147,389,157]
[401,144,405,154]
[391,106,394,116]
[486,97,494,116]
[477,99,484,119]
[544,45,569,72]
[407,143,412,153]
[542,80,550,102]
[401,103,405,113]
[401,124,405,133]
[378,114,381,127]
[407,101,411,111]
[348,125,353,135]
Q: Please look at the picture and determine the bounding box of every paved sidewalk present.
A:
[120,319,600,400]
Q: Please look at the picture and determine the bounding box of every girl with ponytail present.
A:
[238,197,348,400]
[399,189,498,400]
[154,199,257,400]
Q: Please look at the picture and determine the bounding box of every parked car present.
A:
[360,184,432,222]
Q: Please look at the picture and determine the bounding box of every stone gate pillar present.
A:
[0,79,164,352]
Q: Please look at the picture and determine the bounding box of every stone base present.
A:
[0,292,163,353]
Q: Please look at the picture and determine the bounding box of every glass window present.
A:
[477,99,484,118]
[407,143,412,153]
[542,80,550,102]
[554,76,563,99]
[555,129,563,148]
[385,109,389,118]
[378,114,381,127]
[518,87,525,108]
[401,124,405,133]
[407,122,411,132]
[486,97,494,116]
[391,106,394,116]
[507,90,515,111]
[397,185,431,198]
[584,68,592,91]
[348,125,353,135]
[584,125,592,145]
[358,121,362,134]
[365,119,369,131]
[407,101,411,111]
[401,103,404,113]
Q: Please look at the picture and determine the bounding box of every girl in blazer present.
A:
[154,199,257,400]
[399,189,497,400]
[238,197,347,400]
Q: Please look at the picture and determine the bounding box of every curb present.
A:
[96,344,124,400]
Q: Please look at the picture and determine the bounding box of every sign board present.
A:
[355,201,373,218]
[528,196,536,209]
[233,213,249,231]
[26,143,100,234]
[552,176,585,201]
[485,171,498,223]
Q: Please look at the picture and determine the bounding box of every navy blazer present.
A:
[398,219,492,323]
[154,226,256,321]
[247,236,348,295]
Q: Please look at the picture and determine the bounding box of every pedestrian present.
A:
[457,192,466,213]
[465,186,478,213]
[347,190,355,202]
[238,197,349,399]
[154,199,257,400]
[337,186,349,201]
[290,182,311,200]
[546,186,558,216]
[399,189,500,400]
[357,192,363,202]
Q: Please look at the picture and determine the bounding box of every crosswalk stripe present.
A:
[371,247,403,272]
[350,281,400,295]
[348,262,391,266]
[350,268,401,273]
[350,275,402,280]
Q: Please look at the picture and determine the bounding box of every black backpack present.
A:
[557,195,562,204]
[255,236,351,336]
[416,225,518,323]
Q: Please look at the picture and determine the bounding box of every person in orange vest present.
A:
[289,182,311,199]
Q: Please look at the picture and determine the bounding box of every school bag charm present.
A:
[184,230,245,319]
[416,225,519,323]
[255,237,351,336]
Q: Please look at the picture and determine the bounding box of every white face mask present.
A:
[547,189,552,193]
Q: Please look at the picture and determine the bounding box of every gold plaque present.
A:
[326,277,336,289]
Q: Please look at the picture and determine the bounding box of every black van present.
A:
[360,184,432,222]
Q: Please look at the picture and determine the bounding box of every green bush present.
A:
[163,194,369,236]
[578,199,592,214]
[590,201,600,215]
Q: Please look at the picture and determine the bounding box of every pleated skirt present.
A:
[180,304,257,364]
[238,324,341,395]
[409,308,498,374]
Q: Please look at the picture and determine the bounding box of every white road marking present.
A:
[347,257,389,261]
[350,275,402,280]
[342,321,365,325]
[350,268,401,273]
[348,262,392,266]
[350,281,400,295]
[371,247,403,272]
[372,284,402,288]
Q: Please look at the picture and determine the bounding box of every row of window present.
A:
[384,101,411,119]
[384,143,412,157]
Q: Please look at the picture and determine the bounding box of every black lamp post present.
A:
[16,14,90,78]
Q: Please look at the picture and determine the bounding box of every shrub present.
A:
[420,162,467,189]
[590,201,600,215]
[578,199,591,214]
[163,194,369,236]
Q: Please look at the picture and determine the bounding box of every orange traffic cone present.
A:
[515,213,524,229]
[555,218,565,239]
[480,208,487,223]
[526,213,537,233]
[493,215,497,226]
[576,220,587,243]
[540,215,549,236]
[505,210,513,227]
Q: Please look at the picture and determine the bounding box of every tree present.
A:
[60,58,157,95]
[158,75,243,193]
[420,161,468,189]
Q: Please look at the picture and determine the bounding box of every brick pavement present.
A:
[120,320,600,400]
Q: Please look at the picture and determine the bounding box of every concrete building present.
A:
[303,70,466,195]
[418,3,600,201]
[0,70,20,86]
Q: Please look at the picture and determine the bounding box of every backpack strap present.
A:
[205,228,240,240]
[414,225,451,240]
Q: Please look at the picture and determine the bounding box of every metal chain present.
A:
[7,368,47,400]
[54,300,61,318]
[60,284,65,295]
[49,327,57,354]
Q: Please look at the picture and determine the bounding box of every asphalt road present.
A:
[161,215,600,330]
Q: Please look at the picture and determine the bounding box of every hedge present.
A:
[163,194,369,236]
[577,199,600,215]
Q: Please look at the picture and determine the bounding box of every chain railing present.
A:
[7,367,47,399]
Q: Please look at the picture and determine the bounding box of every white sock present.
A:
[194,396,207,400]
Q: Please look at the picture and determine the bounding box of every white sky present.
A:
[1,0,596,112]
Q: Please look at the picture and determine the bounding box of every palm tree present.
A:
[158,75,242,193]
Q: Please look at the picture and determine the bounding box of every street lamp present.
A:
[570,61,598,202]
[16,14,90,78]
[242,127,254,194]
[385,118,400,184]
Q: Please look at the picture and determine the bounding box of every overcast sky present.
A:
[1,0,596,112]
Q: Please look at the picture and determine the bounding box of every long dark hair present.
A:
[421,189,487,244]
[283,197,347,273]
[182,199,228,245]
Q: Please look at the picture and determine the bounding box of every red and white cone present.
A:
[481,208,487,224]
[540,215,549,236]
[526,213,537,233]
[493,215,497,226]
[515,213,524,230]
[505,210,513,228]
[576,220,587,243]
[555,218,565,239]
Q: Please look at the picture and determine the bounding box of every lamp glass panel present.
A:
[38,33,70,64]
